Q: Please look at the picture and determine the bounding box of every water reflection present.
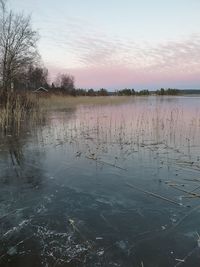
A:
[0,97,200,266]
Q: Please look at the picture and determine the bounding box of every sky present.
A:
[9,0,200,90]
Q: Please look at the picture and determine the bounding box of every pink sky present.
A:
[48,34,200,90]
[49,65,200,90]
[10,0,200,90]
[46,32,200,90]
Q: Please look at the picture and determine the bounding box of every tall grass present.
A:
[0,93,132,135]
[40,98,200,165]
[0,90,41,135]
[39,95,132,110]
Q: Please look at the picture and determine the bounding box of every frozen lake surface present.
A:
[1,96,200,266]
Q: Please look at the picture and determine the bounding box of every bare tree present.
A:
[0,0,6,13]
[26,65,48,90]
[55,73,75,94]
[0,1,39,91]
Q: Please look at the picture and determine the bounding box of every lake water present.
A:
[1,96,200,267]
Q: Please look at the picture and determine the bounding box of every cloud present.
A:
[42,17,200,89]
[48,63,200,90]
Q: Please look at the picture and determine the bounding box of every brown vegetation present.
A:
[0,90,40,134]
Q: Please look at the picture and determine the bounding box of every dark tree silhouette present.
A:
[26,65,48,90]
[55,73,75,94]
[0,0,39,91]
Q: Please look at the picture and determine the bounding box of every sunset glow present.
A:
[9,0,200,89]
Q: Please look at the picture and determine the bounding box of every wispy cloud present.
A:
[42,17,200,89]
[9,0,200,89]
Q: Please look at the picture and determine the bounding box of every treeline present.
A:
[48,88,150,97]
[155,88,180,95]
[116,88,180,96]
[116,89,150,96]
[49,86,109,96]
[24,83,179,96]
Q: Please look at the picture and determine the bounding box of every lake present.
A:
[1,96,200,267]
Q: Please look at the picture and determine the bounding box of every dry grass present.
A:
[0,93,133,135]
[39,95,133,110]
[0,92,133,135]
[0,91,42,135]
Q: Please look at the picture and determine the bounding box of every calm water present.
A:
[1,96,200,267]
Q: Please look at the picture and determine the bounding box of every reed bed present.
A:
[39,95,132,110]
[0,90,43,135]
[39,99,200,170]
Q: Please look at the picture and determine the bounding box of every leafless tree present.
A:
[55,73,75,93]
[0,0,39,91]
[26,65,48,90]
[0,0,6,13]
